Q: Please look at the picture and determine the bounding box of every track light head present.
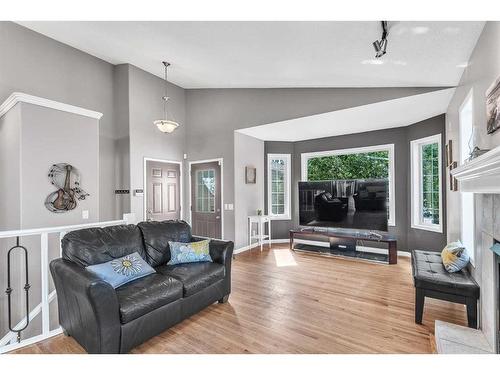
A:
[373,21,389,59]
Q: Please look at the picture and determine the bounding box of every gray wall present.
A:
[234,132,264,248]
[19,103,100,228]
[0,104,21,231]
[186,87,443,244]
[128,64,186,222]
[113,64,131,218]
[265,115,447,252]
[446,21,500,243]
[445,21,500,350]
[0,102,99,341]
[0,22,116,221]
[0,23,188,225]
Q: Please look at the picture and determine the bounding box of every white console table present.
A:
[248,215,271,251]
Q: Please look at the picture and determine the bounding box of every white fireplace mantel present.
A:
[451,145,500,193]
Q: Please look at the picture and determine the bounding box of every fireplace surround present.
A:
[451,145,500,353]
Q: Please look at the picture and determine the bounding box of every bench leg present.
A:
[466,297,478,329]
[415,288,425,324]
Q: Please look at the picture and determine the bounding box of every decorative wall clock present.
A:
[45,163,89,213]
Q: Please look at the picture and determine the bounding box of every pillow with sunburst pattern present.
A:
[86,252,155,288]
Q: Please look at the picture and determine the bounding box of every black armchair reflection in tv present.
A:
[299,179,389,232]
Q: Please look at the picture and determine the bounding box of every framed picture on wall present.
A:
[486,76,500,134]
[245,166,256,184]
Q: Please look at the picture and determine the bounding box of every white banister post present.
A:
[59,231,66,258]
[40,233,50,335]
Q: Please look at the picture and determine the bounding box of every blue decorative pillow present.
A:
[86,252,155,288]
[167,239,212,265]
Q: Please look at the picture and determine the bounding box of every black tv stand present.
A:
[290,227,397,264]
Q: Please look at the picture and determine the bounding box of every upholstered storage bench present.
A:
[50,220,233,353]
[411,250,479,329]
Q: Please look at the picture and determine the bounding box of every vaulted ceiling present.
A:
[17,21,484,89]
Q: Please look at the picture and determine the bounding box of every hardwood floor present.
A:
[12,244,467,354]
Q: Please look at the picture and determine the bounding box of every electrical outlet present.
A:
[82,210,89,219]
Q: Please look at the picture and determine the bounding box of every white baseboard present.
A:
[234,239,288,255]
[234,238,410,258]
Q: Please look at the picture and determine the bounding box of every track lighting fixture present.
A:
[373,21,388,58]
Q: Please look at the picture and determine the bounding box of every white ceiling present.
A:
[237,88,455,141]
[17,21,484,89]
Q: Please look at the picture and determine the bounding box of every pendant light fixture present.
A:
[154,61,180,133]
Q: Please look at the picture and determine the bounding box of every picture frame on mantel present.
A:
[486,76,500,134]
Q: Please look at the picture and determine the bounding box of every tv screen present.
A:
[298,179,389,232]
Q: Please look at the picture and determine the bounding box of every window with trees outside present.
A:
[267,154,291,220]
[410,134,442,233]
[301,145,395,226]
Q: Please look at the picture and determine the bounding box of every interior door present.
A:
[145,160,180,221]
[190,160,222,238]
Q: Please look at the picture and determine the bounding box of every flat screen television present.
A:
[298,179,389,232]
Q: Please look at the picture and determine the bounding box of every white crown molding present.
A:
[451,145,500,193]
[0,92,103,120]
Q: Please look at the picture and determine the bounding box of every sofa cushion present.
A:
[115,273,183,324]
[62,225,146,267]
[156,262,225,297]
[411,250,479,298]
[137,220,192,267]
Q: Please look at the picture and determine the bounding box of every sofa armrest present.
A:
[50,258,121,353]
[191,236,234,266]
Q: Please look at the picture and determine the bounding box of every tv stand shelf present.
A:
[289,228,397,264]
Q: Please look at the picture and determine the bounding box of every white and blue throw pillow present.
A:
[86,252,155,288]
[168,239,212,265]
[441,241,470,273]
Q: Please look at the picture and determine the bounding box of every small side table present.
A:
[248,215,271,251]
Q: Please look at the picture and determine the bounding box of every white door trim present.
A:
[188,158,224,239]
[143,158,183,222]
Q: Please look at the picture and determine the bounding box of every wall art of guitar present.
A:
[45,163,89,213]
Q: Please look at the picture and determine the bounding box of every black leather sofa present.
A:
[50,220,234,354]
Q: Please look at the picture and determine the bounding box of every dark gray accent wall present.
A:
[265,114,447,252]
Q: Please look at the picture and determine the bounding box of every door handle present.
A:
[216,216,221,219]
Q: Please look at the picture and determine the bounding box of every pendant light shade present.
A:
[154,119,179,133]
[154,61,180,133]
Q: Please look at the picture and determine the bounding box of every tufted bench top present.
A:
[411,250,479,298]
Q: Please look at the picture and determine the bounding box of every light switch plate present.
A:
[82,210,89,219]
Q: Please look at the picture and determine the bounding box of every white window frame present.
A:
[301,144,395,226]
[410,134,443,233]
[267,153,291,220]
[459,89,475,266]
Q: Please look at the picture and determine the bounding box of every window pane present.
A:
[420,142,439,225]
[196,169,215,213]
[269,156,288,217]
